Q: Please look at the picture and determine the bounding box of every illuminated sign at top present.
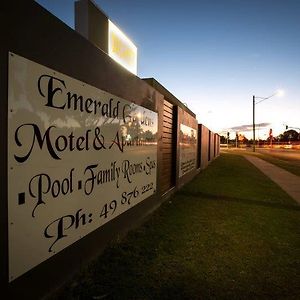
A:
[108,20,137,75]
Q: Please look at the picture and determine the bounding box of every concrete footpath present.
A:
[244,155,300,205]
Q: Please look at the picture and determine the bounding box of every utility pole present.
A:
[252,91,284,152]
[252,95,255,152]
[227,132,229,149]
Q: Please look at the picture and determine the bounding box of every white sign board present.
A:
[8,53,157,281]
[108,20,137,75]
[179,124,197,177]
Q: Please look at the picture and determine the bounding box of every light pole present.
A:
[252,90,284,152]
[253,95,256,152]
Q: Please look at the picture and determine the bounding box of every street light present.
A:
[252,89,284,152]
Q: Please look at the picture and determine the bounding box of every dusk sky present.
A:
[37,0,300,139]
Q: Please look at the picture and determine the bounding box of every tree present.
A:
[220,135,227,144]
[277,130,299,142]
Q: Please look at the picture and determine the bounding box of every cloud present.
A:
[229,122,271,132]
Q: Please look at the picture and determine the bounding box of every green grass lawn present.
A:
[55,153,300,300]
[223,148,300,177]
[256,152,300,177]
